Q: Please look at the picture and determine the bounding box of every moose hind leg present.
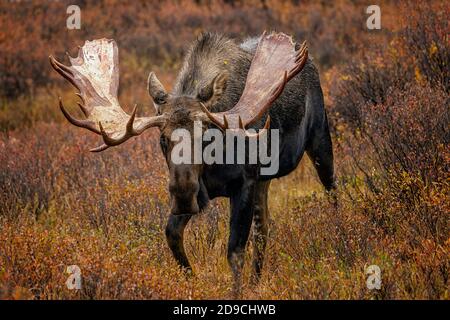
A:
[306,115,338,208]
[306,120,336,191]
[251,181,270,285]
[165,214,192,272]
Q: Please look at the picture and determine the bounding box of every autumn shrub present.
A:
[323,4,450,298]
[330,81,449,298]
[330,1,449,248]
[363,84,448,187]
[0,123,167,219]
[337,81,449,249]
[403,3,449,92]
[332,2,449,130]
[332,53,412,129]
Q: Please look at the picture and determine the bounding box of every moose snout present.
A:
[170,195,200,215]
[168,167,201,215]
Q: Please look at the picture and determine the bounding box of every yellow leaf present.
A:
[429,42,438,56]
[415,66,423,83]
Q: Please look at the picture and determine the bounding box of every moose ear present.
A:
[148,72,168,112]
[197,72,228,109]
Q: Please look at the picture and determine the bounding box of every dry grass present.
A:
[0,0,449,300]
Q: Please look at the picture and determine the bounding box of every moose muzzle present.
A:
[168,165,201,215]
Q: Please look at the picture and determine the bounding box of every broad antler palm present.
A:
[49,39,166,152]
[201,31,308,134]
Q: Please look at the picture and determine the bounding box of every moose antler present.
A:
[49,39,166,152]
[201,31,308,133]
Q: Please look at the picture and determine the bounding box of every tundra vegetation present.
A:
[0,0,448,299]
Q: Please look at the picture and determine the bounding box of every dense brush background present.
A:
[0,0,448,299]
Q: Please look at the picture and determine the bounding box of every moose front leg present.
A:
[228,182,256,298]
[166,214,192,272]
[251,181,270,285]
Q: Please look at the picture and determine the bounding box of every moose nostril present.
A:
[170,194,200,216]
[169,180,198,196]
[187,179,200,192]
[168,183,177,193]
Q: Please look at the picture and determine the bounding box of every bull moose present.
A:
[49,31,336,297]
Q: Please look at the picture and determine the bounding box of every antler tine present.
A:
[245,115,271,138]
[200,102,227,130]
[98,104,167,146]
[223,115,229,129]
[98,121,122,146]
[262,115,271,130]
[89,144,110,153]
[59,98,100,134]
[75,93,85,104]
[98,109,137,147]
[49,55,73,75]
[126,104,138,135]
[49,56,80,92]
[295,41,307,61]
[91,105,161,152]
[289,42,308,78]
[77,102,89,117]
[238,116,245,129]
